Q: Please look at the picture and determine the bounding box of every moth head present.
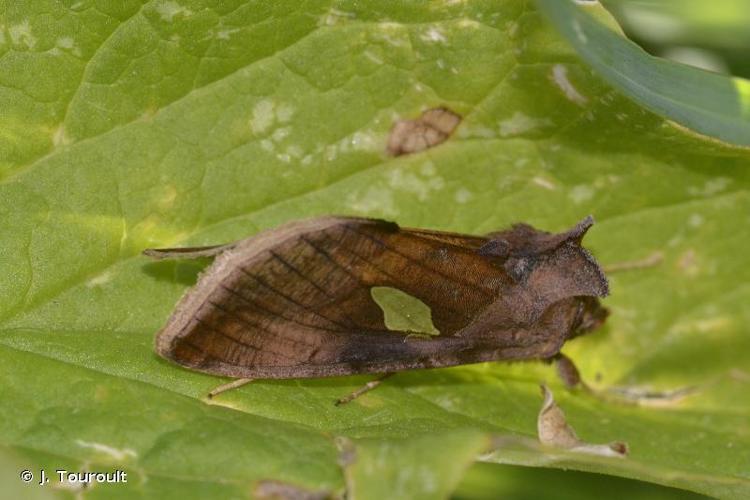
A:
[569,296,609,339]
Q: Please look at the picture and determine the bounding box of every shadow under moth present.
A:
[144,216,609,402]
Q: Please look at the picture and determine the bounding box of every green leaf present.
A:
[602,0,750,51]
[455,462,712,500]
[536,0,750,147]
[341,430,489,500]
[1,0,749,498]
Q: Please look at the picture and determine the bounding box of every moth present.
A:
[144,216,609,401]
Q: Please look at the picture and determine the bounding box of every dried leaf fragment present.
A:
[538,384,628,457]
[387,107,461,156]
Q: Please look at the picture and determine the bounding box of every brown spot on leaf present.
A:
[387,107,461,156]
[538,384,628,457]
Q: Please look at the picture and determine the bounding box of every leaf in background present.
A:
[340,429,489,500]
[455,462,712,500]
[536,0,750,147]
[1,0,749,498]
[602,0,750,50]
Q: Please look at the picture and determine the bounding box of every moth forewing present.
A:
[145,216,609,384]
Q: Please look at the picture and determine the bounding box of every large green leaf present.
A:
[1,0,749,498]
[535,0,750,147]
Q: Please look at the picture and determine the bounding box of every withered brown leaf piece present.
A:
[386,107,461,156]
[145,216,609,379]
[538,384,628,457]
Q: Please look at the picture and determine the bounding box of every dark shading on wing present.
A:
[151,216,609,378]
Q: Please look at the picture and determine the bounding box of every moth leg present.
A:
[143,242,238,260]
[603,251,662,273]
[554,353,583,389]
[335,373,394,406]
[207,378,253,399]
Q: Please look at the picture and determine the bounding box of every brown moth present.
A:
[386,107,462,156]
[145,216,609,384]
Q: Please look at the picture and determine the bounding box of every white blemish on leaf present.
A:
[515,158,530,168]
[677,249,700,276]
[157,184,178,210]
[86,271,113,288]
[667,235,683,247]
[454,187,473,204]
[532,176,557,190]
[688,177,731,196]
[607,383,697,406]
[506,21,519,37]
[347,186,397,216]
[569,184,594,204]
[348,130,380,152]
[76,440,137,460]
[498,112,551,137]
[603,251,663,273]
[260,139,274,152]
[272,126,291,142]
[276,153,291,163]
[387,167,445,201]
[250,99,275,135]
[52,124,72,147]
[375,23,408,47]
[329,130,381,157]
[418,467,438,493]
[319,8,355,26]
[419,161,436,177]
[458,19,480,29]
[688,214,704,227]
[421,27,447,43]
[155,1,192,22]
[671,316,731,336]
[325,144,338,161]
[216,28,241,40]
[275,103,295,123]
[551,64,588,105]
[56,36,74,49]
[285,145,303,159]
[363,49,383,65]
[572,19,588,43]
[457,125,495,139]
[9,20,37,49]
